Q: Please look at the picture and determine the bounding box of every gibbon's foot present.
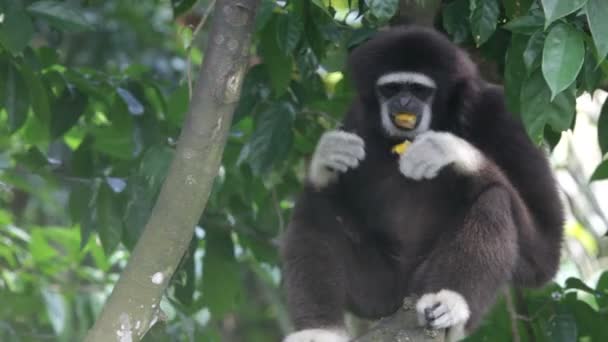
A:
[416,289,469,342]
[399,131,483,180]
[309,130,366,189]
[283,328,350,342]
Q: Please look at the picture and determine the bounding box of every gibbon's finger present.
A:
[329,154,360,169]
[324,131,365,148]
[330,144,366,161]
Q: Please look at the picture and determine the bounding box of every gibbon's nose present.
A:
[399,96,412,107]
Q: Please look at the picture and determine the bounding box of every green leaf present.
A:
[599,99,608,155]
[546,313,577,342]
[41,287,68,335]
[585,0,608,60]
[542,23,585,99]
[21,64,51,124]
[523,31,545,73]
[597,271,608,307]
[502,0,533,18]
[51,88,88,139]
[0,3,34,54]
[590,160,608,182]
[259,16,292,96]
[579,48,603,93]
[171,0,198,17]
[239,102,295,175]
[469,0,500,46]
[202,229,241,316]
[276,12,303,54]
[27,1,93,32]
[96,183,123,255]
[365,0,398,22]
[1,61,29,133]
[503,12,544,34]
[442,0,471,44]
[504,34,529,114]
[565,277,596,294]
[520,70,576,143]
[166,83,189,127]
[541,0,587,28]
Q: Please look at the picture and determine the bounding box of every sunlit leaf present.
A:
[503,11,544,34]
[541,23,585,99]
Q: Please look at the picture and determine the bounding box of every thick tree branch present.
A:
[354,298,446,342]
[84,1,259,341]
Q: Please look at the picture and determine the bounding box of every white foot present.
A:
[399,131,483,180]
[416,289,470,342]
[283,328,350,342]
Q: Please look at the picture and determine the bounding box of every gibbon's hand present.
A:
[399,131,483,180]
[416,290,470,342]
[308,130,366,189]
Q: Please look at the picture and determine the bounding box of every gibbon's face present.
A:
[375,71,436,139]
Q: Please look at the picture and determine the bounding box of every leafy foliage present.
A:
[0,0,607,341]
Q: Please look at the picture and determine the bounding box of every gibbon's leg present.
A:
[409,186,518,341]
[281,192,353,342]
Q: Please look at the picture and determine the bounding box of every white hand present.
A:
[399,131,483,180]
[416,289,470,342]
[309,130,365,189]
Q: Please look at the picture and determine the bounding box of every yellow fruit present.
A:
[394,113,417,129]
[391,140,411,155]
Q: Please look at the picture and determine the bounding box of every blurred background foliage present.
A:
[0,0,607,341]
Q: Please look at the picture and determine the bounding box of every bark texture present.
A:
[84,1,259,341]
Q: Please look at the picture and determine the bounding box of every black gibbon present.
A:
[281,26,564,342]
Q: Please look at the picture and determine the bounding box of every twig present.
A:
[186,0,218,99]
[504,289,521,342]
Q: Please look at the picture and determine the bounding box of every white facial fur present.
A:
[416,289,470,342]
[283,328,350,342]
[377,71,436,139]
[399,131,483,180]
[308,130,365,189]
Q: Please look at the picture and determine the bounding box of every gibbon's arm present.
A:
[466,86,563,287]
[399,131,485,181]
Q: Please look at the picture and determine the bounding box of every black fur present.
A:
[281,26,563,334]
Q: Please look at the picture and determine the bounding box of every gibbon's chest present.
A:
[339,152,468,240]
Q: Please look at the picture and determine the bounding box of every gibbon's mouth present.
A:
[391,112,418,130]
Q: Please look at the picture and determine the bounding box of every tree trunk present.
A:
[84,1,259,341]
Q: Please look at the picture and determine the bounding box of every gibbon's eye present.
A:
[378,82,403,98]
[408,83,434,99]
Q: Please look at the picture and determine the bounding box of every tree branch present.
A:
[353,298,446,342]
[84,1,259,341]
